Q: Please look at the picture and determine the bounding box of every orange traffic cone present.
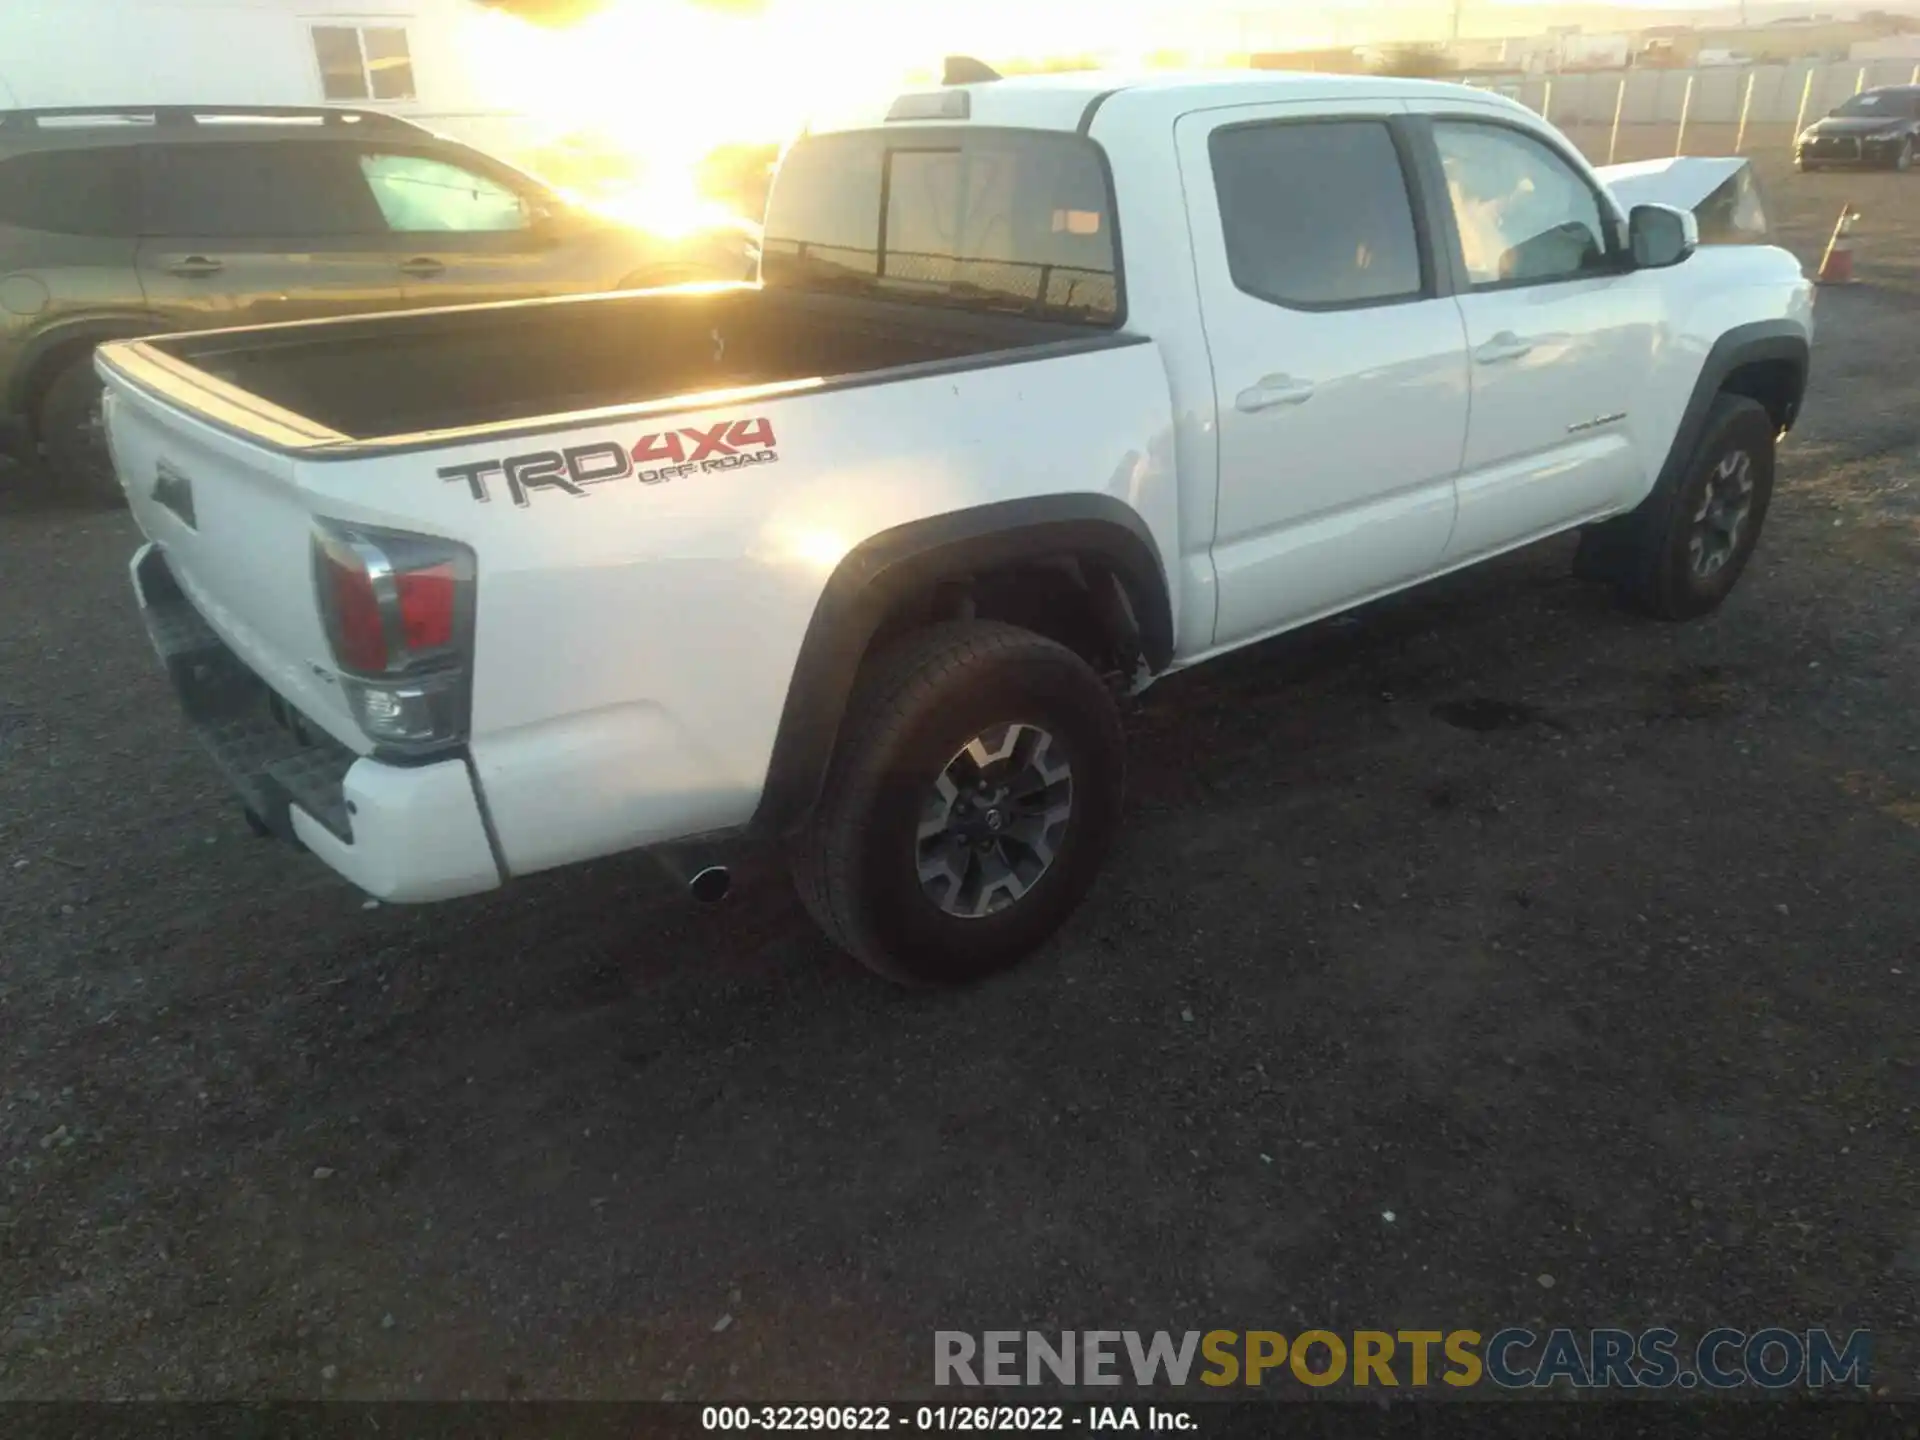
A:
[1817,205,1861,285]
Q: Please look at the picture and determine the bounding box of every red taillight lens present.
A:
[396,564,456,653]
[321,546,389,673]
[314,525,473,677]
[312,522,476,754]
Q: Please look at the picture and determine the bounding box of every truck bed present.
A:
[130,286,1112,447]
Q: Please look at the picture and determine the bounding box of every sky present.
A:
[461,0,1909,190]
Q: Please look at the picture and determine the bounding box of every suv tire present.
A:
[790,621,1125,986]
[39,355,123,507]
[1605,394,1775,621]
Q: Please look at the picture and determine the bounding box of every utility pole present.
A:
[1451,0,1465,43]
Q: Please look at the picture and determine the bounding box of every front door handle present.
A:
[1235,375,1317,413]
[399,257,447,278]
[166,256,224,278]
[1474,331,1534,364]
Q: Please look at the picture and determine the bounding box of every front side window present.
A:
[0,149,140,236]
[761,129,1119,324]
[1209,120,1424,309]
[1434,121,1610,287]
[313,26,416,103]
[358,154,529,232]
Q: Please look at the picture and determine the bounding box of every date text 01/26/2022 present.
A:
[700,1405,1193,1432]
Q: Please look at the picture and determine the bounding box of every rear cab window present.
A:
[761,127,1121,325]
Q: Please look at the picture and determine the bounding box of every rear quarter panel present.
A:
[295,342,1178,877]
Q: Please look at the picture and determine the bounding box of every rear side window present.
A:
[0,149,141,236]
[762,128,1120,324]
[1210,121,1424,309]
[143,143,388,237]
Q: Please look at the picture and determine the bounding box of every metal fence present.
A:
[1460,58,1920,156]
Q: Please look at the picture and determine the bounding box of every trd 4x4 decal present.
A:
[438,417,779,507]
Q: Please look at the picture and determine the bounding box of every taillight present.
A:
[312,523,476,755]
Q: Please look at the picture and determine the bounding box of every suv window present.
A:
[1433,121,1610,287]
[1209,120,1424,309]
[358,153,530,232]
[0,149,141,236]
[762,128,1119,324]
[143,143,388,237]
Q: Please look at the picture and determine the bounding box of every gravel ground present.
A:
[2,146,1917,1403]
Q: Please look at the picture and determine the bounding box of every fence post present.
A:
[1674,73,1694,157]
[1792,68,1814,147]
[1735,70,1755,152]
[1608,75,1626,163]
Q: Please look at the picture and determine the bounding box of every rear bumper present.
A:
[131,542,503,902]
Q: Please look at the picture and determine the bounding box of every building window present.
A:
[312,25,416,102]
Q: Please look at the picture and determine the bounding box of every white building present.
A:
[0,0,530,154]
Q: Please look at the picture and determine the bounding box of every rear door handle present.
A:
[166,256,224,278]
[1474,331,1534,364]
[1235,375,1317,413]
[399,257,447,278]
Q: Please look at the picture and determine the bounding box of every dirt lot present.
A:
[3,141,1918,1403]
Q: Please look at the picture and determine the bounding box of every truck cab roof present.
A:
[810,69,1535,138]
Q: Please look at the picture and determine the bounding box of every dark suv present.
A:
[1795,85,1920,172]
[0,106,759,502]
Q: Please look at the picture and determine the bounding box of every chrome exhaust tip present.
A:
[688,865,732,905]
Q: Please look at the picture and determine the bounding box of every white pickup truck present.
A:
[99,69,1813,986]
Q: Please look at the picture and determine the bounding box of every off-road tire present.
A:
[39,355,123,507]
[1595,393,1775,621]
[789,621,1125,986]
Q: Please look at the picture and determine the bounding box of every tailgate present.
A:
[99,348,366,754]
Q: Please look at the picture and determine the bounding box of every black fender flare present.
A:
[752,493,1174,836]
[1657,319,1809,491]
[8,313,161,426]
[1578,319,1808,579]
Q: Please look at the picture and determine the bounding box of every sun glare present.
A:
[459,0,1198,230]
[461,0,950,224]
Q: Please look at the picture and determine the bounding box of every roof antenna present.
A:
[943,55,1003,86]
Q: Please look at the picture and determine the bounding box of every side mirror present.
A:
[1629,203,1698,269]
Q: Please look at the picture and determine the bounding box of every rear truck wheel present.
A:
[38,355,123,507]
[788,620,1126,986]
[1580,394,1775,622]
